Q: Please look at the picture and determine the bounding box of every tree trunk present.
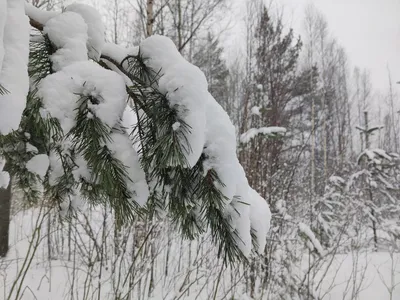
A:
[176,0,182,50]
[371,208,378,251]
[146,0,154,37]
[0,164,11,257]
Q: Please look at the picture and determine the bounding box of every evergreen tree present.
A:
[237,6,322,298]
[240,7,307,206]
[193,32,229,110]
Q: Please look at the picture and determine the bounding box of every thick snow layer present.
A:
[25,3,104,61]
[299,222,325,256]
[43,12,88,71]
[227,198,252,256]
[24,2,59,25]
[101,43,139,65]
[240,126,287,144]
[0,170,9,189]
[140,35,207,168]
[249,187,271,252]
[26,154,50,179]
[0,157,9,189]
[38,67,81,133]
[39,61,127,133]
[102,43,131,63]
[138,35,271,255]
[201,92,273,255]
[0,0,30,134]
[107,132,149,206]
[25,3,104,62]
[100,43,139,84]
[65,3,105,61]
[37,9,148,208]
[203,94,241,201]
[202,96,258,253]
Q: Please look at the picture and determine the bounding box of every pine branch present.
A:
[29,33,55,84]
[0,90,58,205]
[0,84,9,95]
[66,93,141,224]
[127,53,248,263]
[23,12,250,263]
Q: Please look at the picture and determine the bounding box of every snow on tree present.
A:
[0,1,271,262]
[315,146,400,251]
[240,126,287,145]
[357,148,400,247]
[0,158,9,189]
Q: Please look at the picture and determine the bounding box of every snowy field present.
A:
[1,208,399,300]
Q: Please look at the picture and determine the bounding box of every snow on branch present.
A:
[298,222,325,256]
[240,126,286,144]
[139,35,272,256]
[0,157,9,189]
[357,148,397,166]
[24,2,58,26]
[0,3,273,261]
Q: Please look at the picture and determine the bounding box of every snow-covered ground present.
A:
[316,252,400,300]
[1,207,399,300]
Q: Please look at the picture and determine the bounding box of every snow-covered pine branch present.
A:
[0,1,271,262]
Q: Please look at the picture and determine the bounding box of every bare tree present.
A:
[131,0,228,58]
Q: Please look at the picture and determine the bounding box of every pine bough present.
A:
[0,1,271,263]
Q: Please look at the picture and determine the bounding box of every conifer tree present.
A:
[193,32,229,109]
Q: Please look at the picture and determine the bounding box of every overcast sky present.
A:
[227,0,400,93]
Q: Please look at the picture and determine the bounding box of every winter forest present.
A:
[0,0,399,299]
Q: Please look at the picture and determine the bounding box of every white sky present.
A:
[227,0,400,93]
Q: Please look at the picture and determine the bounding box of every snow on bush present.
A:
[299,222,325,256]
